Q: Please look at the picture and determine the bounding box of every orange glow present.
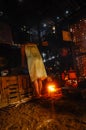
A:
[45,82,62,98]
[47,84,57,93]
[69,72,77,79]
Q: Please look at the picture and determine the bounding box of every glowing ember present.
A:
[45,82,62,98]
[47,84,57,93]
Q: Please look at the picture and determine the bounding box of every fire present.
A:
[45,81,62,98]
[48,84,56,93]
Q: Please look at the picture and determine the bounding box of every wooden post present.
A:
[21,45,26,68]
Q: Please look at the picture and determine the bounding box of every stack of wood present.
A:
[0,75,33,108]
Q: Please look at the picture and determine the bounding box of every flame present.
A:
[47,84,57,93]
[45,82,62,98]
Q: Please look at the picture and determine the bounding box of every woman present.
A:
[25,43,47,97]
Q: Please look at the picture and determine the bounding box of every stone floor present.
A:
[0,95,86,130]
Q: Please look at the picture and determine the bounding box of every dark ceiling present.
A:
[0,0,86,45]
[0,0,86,25]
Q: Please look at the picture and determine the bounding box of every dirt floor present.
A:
[0,95,86,130]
